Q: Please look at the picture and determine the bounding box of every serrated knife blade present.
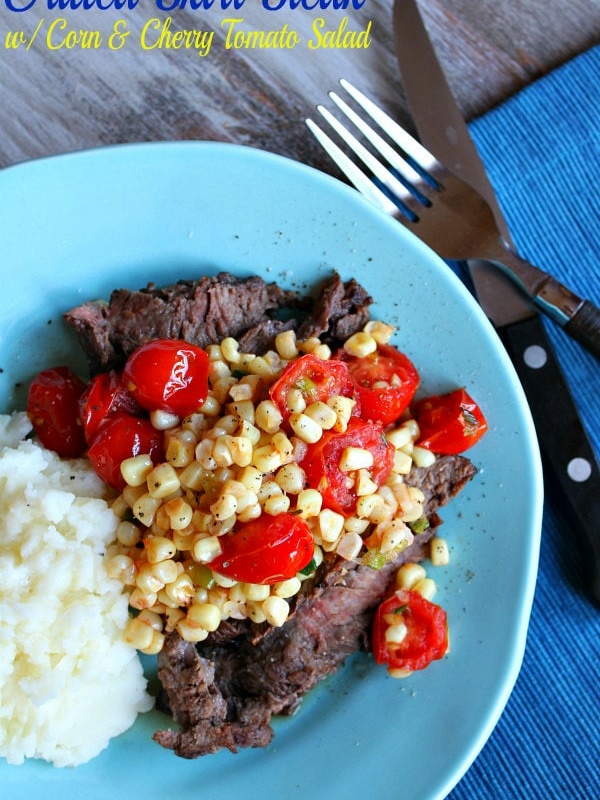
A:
[392,0,600,605]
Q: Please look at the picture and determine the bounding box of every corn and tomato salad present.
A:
[27,311,487,673]
[97,323,443,657]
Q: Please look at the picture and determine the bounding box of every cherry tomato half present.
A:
[26,366,87,458]
[301,418,394,516]
[123,339,210,417]
[372,589,448,672]
[341,344,420,427]
[208,513,314,585]
[269,353,353,421]
[87,411,165,490]
[412,388,488,454]
[79,369,142,443]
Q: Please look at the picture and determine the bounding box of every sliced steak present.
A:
[64,273,298,374]
[297,275,372,343]
[64,271,372,375]
[153,454,476,759]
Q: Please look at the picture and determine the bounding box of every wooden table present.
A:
[1,0,599,173]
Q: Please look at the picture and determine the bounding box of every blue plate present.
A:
[0,142,543,800]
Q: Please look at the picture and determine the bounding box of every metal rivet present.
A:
[523,345,547,369]
[567,457,592,482]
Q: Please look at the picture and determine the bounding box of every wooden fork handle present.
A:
[562,300,600,361]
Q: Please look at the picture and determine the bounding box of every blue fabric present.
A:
[449,47,600,799]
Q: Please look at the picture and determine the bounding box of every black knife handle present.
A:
[562,300,600,362]
[499,314,600,606]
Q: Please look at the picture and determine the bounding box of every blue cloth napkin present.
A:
[449,47,600,800]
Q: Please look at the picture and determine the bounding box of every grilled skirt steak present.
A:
[64,272,372,375]
[153,455,476,759]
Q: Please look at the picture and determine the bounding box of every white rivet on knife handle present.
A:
[567,458,593,483]
[523,344,548,369]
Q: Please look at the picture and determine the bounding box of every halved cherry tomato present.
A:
[208,513,314,585]
[122,339,210,417]
[269,353,353,421]
[79,370,142,443]
[372,589,448,672]
[412,388,488,454]
[301,418,394,516]
[26,366,87,458]
[87,411,165,490]
[341,343,420,426]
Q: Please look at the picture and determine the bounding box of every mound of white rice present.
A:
[0,413,153,767]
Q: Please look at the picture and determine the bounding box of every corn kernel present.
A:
[430,537,450,567]
[295,488,323,518]
[150,409,180,430]
[192,535,222,563]
[275,329,298,359]
[395,562,427,590]
[163,497,193,530]
[164,572,195,605]
[335,531,363,561]
[385,621,408,645]
[124,616,155,650]
[128,587,158,611]
[272,431,294,463]
[318,508,345,543]
[145,535,177,564]
[285,387,307,414]
[106,553,135,584]
[147,463,181,499]
[392,449,413,475]
[252,444,283,473]
[132,493,162,526]
[220,337,241,364]
[413,577,437,600]
[339,446,374,472]
[120,454,153,487]
[305,401,337,430]
[289,412,323,444]
[343,331,377,358]
[116,520,141,547]
[199,394,221,417]
[275,463,306,494]
[255,400,283,433]
[187,602,222,631]
[273,577,302,598]
[327,395,357,432]
[364,320,394,344]
[140,629,166,655]
[241,583,270,602]
[263,493,291,516]
[179,460,206,491]
[298,336,321,353]
[261,595,290,627]
[166,429,197,468]
[210,493,238,520]
[176,619,210,643]
[412,445,437,468]
[238,466,263,492]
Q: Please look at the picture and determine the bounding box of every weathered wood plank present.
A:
[1,1,598,170]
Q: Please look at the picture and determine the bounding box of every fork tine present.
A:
[339,79,438,176]
[328,91,424,187]
[305,117,397,215]
[315,103,415,210]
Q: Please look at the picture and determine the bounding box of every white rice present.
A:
[0,413,153,767]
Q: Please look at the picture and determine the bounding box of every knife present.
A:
[393,0,600,605]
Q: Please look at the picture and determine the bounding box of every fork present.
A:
[306,80,600,360]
